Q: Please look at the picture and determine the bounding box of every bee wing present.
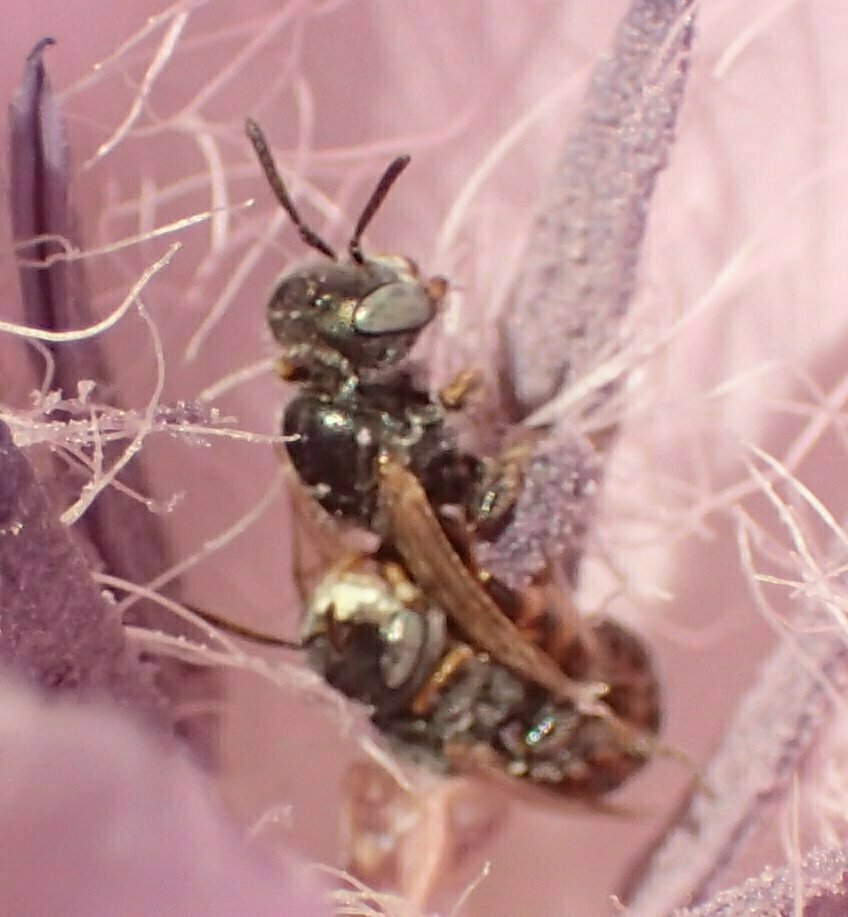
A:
[282,458,377,602]
[377,458,599,709]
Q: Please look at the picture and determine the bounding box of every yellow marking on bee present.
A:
[411,644,476,716]
[438,367,481,410]
[380,560,423,607]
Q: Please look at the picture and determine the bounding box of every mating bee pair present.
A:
[202,119,661,800]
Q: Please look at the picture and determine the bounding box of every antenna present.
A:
[348,155,411,265]
[187,603,304,651]
[245,118,336,260]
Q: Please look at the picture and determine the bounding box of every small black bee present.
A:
[302,555,659,797]
[246,119,442,383]
[199,540,659,799]
[227,120,662,799]
[246,119,484,530]
[245,119,576,687]
[192,455,661,801]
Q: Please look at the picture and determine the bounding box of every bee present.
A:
[301,496,660,798]
[196,471,659,798]
[191,121,662,799]
[245,119,481,530]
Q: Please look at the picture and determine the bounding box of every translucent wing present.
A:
[377,458,603,709]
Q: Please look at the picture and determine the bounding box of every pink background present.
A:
[1,2,846,913]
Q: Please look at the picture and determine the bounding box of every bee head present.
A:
[246,119,446,380]
[302,567,447,714]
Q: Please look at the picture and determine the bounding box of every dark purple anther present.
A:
[8,42,216,750]
[474,425,601,590]
[482,1,695,590]
[625,594,848,913]
[505,0,695,416]
[0,419,167,725]
[8,38,160,576]
[9,37,84,378]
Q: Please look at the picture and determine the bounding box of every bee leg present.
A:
[381,554,481,717]
[179,603,302,650]
[380,559,425,608]
[468,443,531,540]
[410,644,476,716]
[437,367,481,410]
[324,601,349,654]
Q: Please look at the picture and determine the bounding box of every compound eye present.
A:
[353,282,435,336]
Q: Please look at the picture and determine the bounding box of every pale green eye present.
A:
[353,282,434,335]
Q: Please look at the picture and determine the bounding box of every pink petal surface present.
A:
[0,676,326,917]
